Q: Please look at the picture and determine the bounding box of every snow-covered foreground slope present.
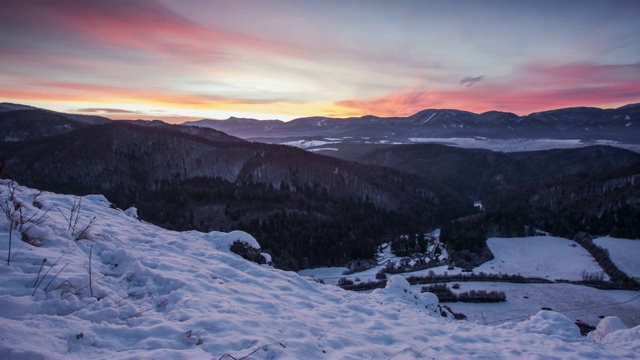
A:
[476,237,605,281]
[1,181,639,359]
[594,237,640,280]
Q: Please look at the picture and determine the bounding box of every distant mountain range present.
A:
[3,101,640,145]
[185,103,640,143]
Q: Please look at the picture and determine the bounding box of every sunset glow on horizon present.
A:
[1,0,639,123]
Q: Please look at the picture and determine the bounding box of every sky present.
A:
[1,0,639,123]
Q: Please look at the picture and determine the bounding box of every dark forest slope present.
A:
[1,121,472,269]
[356,143,640,200]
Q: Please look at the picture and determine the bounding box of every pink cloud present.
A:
[1,0,233,60]
[343,83,640,116]
[0,0,442,77]
[0,0,292,70]
[522,61,640,87]
[335,82,640,117]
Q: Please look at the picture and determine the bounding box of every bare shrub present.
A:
[581,270,605,282]
[0,182,50,263]
[57,197,96,240]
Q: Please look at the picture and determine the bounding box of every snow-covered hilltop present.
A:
[0,181,638,359]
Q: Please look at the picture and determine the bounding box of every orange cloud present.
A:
[0,79,361,122]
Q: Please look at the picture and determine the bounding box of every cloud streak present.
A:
[74,108,136,114]
[459,76,485,87]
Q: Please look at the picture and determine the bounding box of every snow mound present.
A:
[500,310,582,341]
[588,316,628,341]
[0,181,639,359]
[599,326,640,352]
[123,207,139,219]
[591,317,640,352]
[371,275,444,318]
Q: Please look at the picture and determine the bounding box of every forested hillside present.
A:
[356,143,640,200]
[356,143,640,269]
[441,163,640,270]
[0,121,472,270]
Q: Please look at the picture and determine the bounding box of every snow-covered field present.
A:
[307,147,339,152]
[407,137,626,152]
[282,136,640,154]
[476,237,605,281]
[1,181,639,359]
[302,236,607,283]
[594,237,640,280]
[301,235,640,329]
[298,266,349,282]
[281,139,339,148]
[447,282,640,328]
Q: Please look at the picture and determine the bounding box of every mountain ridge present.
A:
[184,103,640,142]
[3,102,639,143]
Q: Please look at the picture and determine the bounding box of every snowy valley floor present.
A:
[302,236,640,328]
[0,181,639,359]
